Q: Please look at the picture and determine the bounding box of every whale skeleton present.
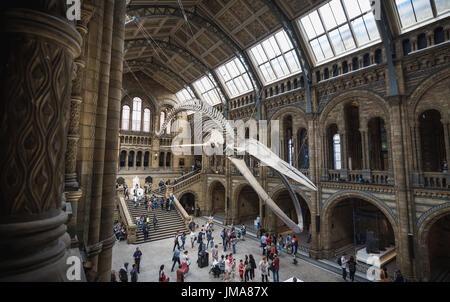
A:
[156,99,317,233]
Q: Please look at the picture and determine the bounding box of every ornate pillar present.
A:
[388,96,415,280]
[442,121,450,165]
[86,0,115,269]
[65,3,95,248]
[307,114,321,259]
[97,0,126,282]
[360,128,371,181]
[0,4,81,281]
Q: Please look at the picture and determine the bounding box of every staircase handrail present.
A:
[171,194,192,226]
[118,196,136,244]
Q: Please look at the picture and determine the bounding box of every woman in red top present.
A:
[238,260,245,282]
[272,254,280,282]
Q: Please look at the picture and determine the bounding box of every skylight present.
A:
[249,30,301,84]
[298,0,381,64]
[193,74,225,106]
[394,0,450,30]
[176,87,195,103]
[216,57,253,98]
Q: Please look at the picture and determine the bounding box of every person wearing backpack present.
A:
[119,262,129,282]
[348,256,357,282]
[248,254,256,281]
[173,232,180,251]
[130,264,138,282]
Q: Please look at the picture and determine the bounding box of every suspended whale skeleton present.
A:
[157,99,317,233]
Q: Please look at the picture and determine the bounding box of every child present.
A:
[210,236,215,250]
[238,259,245,282]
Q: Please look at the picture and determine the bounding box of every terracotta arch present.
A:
[321,191,399,257]
[269,106,308,134]
[208,180,226,215]
[270,185,312,211]
[233,182,259,224]
[416,202,450,281]
[409,67,450,124]
[319,90,389,129]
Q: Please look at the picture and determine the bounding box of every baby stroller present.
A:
[210,263,221,278]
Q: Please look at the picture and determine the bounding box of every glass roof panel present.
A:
[395,0,448,30]
[248,29,302,84]
[298,0,380,65]
[435,0,450,13]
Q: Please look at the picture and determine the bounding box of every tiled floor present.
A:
[112,218,345,282]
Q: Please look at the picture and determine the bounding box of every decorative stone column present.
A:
[97,0,126,282]
[86,0,115,270]
[442,121,450,166]
[0,5,81,281]
[388,95,415,280]
[360,128,371,181]
[65,3,95,248]
[307,113,321,259]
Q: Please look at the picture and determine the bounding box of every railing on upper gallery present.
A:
[168,169,202,193]
[327,169,391,186]
[422,172,449,189]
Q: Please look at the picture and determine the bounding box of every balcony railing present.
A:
[423,172,449,189]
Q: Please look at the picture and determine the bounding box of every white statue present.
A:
[130,176,144,198]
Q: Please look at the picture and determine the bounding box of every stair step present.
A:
[123,195,188,244]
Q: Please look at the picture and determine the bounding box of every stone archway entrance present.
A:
[179,192,196,215]
[236,185,259,225]
[210,181,225,216]
[427,213,450,281]
[324,197,397,272]
[272,190,311,236]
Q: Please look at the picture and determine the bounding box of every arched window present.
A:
[136,151,142,167]
[122,105,130,130]
[166,120,171,135]
[160,111,165,132]
[128,151,135,167]
[283,116,294,166]
[368,117,389,171]
[333,134,342,170]
[144,152,150,168]
[327,124,341,170]
[132,97,142,131]
[298,128,309,169]
[120,151,127,167]
[143,108,151,132]
[420,110,446,172]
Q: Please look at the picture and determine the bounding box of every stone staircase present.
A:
[125,199,189,244]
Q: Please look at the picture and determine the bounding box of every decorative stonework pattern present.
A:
[1,37,73,215]
[416,202,450,230]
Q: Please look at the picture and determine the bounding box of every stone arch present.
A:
[269,106,308,137]
[270,186,312,233]
[409,67,450,125]
[177,190,199,213]
[233,182,260,224]
[416,202,450,281]
[319,90,389,130]
[269,184,312,210]
[208,180,226,215]
[321,191,399,258]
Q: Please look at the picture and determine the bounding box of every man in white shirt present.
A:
[340,253,348,281]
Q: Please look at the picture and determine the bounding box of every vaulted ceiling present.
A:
[123,0,323,94]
